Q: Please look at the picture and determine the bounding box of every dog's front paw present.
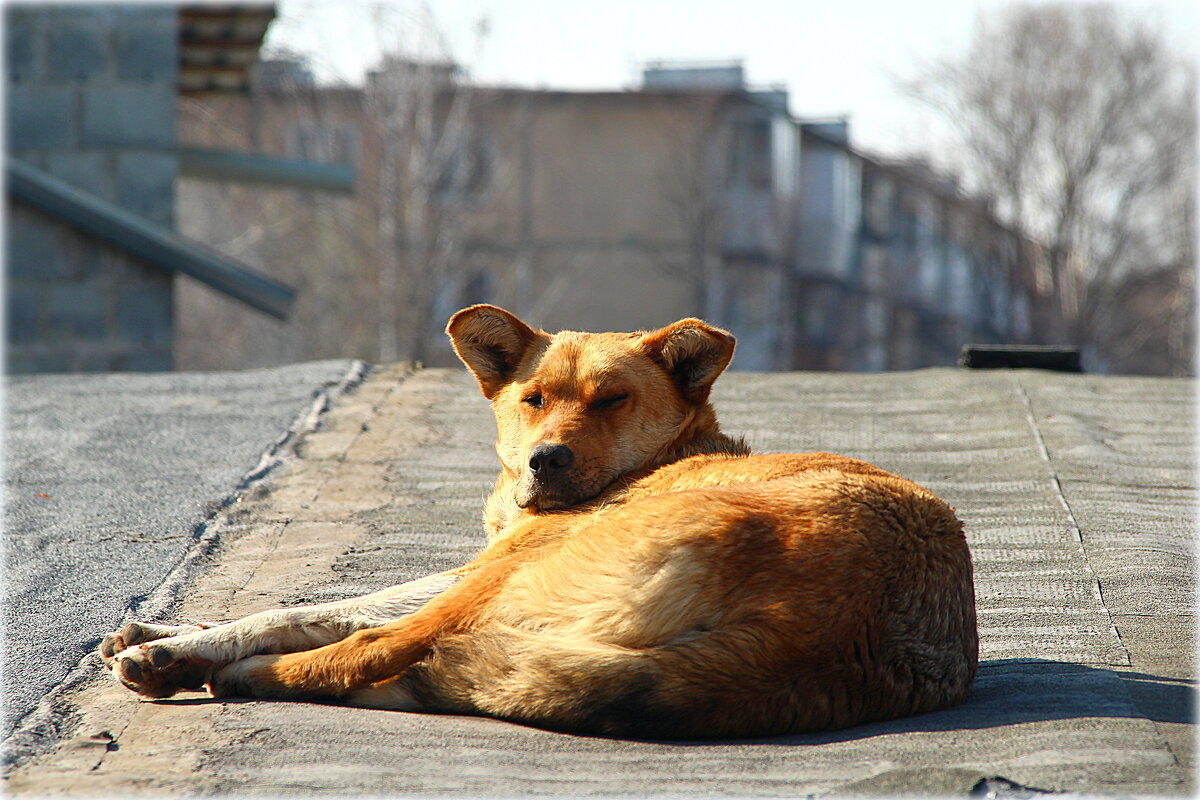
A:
[109,642,213,699]
[99,621,204,668]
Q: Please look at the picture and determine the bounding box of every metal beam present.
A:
[178,147,356,193]
[7,158,295,320]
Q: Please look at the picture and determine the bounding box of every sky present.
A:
[265,0,1200,160]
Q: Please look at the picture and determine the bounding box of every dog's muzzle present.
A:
[516,443,578,510]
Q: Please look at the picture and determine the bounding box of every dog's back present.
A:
[398,453,976,738]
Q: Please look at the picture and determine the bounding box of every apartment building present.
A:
[178,58,1046,372]
[792,124,1039,370]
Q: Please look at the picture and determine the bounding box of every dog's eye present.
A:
[522,393,543,409]
[592,393,629,411]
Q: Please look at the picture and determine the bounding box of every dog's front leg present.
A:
[104,571,462,699]
[208,619,434,702]
[208,552,518,702]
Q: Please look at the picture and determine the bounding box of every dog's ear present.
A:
[638,319,735,405]
[446,305,545,399]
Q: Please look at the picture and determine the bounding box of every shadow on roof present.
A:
[145,657,1193,745]
[685,658,1194,746]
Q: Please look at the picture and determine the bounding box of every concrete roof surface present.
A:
[3,360,359,737]
[3,363,1194,797]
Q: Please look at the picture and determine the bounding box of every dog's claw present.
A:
[99,633,124,663]
[118,657,143,683]
[120,622,148,645]
[99,623,149,666]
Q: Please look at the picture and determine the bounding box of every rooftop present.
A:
[4,361,1194,795]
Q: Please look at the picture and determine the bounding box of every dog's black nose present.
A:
[529,443,574,475]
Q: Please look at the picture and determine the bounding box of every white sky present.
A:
[265,0,1199,159]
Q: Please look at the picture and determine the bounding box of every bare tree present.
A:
[176,81,384,370]
[176,4,493,370]
[365,4,489,363]
[906,4,1195,373]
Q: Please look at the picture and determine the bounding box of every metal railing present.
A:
[7,158,295,320]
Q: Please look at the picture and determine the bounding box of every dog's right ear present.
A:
[446,305,544,399]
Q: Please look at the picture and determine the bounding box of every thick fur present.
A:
[101,305,977,739]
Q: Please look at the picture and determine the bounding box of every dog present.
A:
[100,305,978,738]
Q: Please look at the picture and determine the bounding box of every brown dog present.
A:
[101,306,977,738]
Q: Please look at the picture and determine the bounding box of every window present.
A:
[729,118,772,191]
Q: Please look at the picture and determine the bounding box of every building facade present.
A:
[790,124,1039,371]
[6,4,180,373]
[177,59,1049,372]
[5,4,289,374]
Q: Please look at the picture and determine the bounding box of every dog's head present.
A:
[447,305,735,512]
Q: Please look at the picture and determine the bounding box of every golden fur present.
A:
[101,305,977,738]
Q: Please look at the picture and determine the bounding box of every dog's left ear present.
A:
[446,305,546,399]
[638,319,736,405]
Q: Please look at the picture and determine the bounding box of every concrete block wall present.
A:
[5,4,179,373]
